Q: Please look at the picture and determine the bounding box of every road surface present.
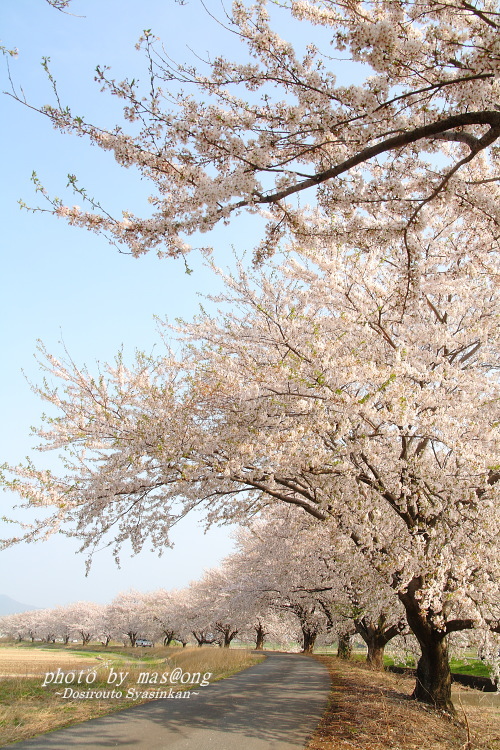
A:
[8,652,331,749]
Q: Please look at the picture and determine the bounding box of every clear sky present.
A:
[0,0,260,608]
[0,0,365,609]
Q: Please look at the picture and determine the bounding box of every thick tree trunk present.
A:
[163,629,176,647]
[215,622,238,648]
[337,632,353,659]
[412,636,453,710]
[255,622,265,651]
[354,616,403,670]
[301,628,317,654]
[367,642,385,670]
[192,631,212,647]
[399,580,455,714]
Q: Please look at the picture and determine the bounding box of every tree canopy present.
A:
[14,0,500,268]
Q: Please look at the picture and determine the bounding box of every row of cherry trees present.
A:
[4,506,494,678]
[0,508,412,661]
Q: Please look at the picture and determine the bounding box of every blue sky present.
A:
[0,0,257,608]
[0,0,366,609]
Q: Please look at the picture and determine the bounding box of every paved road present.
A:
[8,653,330,749]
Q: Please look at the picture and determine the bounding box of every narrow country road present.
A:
[8,653,330,749]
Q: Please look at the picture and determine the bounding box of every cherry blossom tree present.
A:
[213,546,300,650]
[3,0,500,711]
[221,515,330,653]
[107,590,152,647]
[50,604,74,644]
[142,589,187,646]
[64,601,105,645]
[5,226,500,711]
[182,571,243,647]
[0,611,39,642]
[11,0,499,270]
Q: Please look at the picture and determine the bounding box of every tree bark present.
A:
[337,632,353,659]
[255,621,266,650]
[354,616,404,670]
[366,642,385,670]
[301,628,317,654]
[399,579,455,714]
[192,630,214,647]
[163,630,175,647]
[215,622,238,648]
[412,635,453,711]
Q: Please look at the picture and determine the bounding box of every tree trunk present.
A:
[192,631,209,647]
[412,636,453,710]
[224,630,237,647]
[255,622,265,651]
[301,628,317,654]
[354,616,403,670]
[367,642,385,670]
[215,622,238,648]
[399,580,455,714]
[337,632,353,659]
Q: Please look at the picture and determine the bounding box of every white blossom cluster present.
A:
[18,0,498,264]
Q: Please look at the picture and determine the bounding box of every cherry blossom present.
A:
[11,0,499,270]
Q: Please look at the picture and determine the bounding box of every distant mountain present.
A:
[0,595,37,615]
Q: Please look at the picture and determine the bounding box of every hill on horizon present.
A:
[0,595,37,615]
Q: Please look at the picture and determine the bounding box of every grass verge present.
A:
[307,656,500,750]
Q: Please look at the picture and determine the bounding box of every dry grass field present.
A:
[0,643,262,747]
[307,656,500,750]
[0,647,103,677]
